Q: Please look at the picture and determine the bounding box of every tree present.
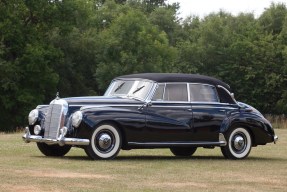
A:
[95,9,176,90]
[174,11,287,114]
[0,0,60,130]
[259,3,287,35]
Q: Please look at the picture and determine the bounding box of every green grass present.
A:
[0,130,286,192]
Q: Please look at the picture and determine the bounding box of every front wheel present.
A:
[170,147,197,157]
[37,143,71,157]
[221,127,252,159]
[84,124,122,160]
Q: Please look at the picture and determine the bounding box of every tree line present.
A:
[0,0,287,131]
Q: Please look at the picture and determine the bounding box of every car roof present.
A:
[116,73,231,91]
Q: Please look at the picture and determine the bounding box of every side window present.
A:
[189,84,219,102]
[164,84,188,101]
[152,84,165,101]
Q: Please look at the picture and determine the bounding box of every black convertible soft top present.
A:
[117,73,231,91]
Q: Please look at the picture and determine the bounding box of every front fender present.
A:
[75,106,146,140]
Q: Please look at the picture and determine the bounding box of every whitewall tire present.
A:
[85,124,122,160]
[221,127,252,159]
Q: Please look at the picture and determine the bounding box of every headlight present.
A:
[34,125,42,135]
[72,111,83,128]
[28,109,39,125]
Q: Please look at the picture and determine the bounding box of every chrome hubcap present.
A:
[98,133,112,150]
[233,135,245,151]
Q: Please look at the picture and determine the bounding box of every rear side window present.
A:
[189,84,219,102]
[164,84,188,101]
[152,83,188,102]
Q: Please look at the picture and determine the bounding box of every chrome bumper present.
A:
[274,135,278,144]
[22,127,90,146]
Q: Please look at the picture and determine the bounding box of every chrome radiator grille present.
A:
[44,104,63,139]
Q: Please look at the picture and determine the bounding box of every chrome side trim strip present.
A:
[128,133,227,147]
[22,127,89,146]
[128,141,226,147]
[80,104,142,110]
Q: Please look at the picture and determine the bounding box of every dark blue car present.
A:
[23,73,278,160]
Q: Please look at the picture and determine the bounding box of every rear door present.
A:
[189,83,228,141]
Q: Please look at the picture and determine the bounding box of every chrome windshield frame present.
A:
[104,78,157,102]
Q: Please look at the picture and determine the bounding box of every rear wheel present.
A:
[221,127,252,159]
[170,147,197,157]
[37,143,71,157]
[85,124,122,160]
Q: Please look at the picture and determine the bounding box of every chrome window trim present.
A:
[150,82,228,104]
[187,83,191,102]
[151,101,191,104]
[105,80,235,105]
[162,83,166,101]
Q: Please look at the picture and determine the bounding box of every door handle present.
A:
[138,102,152,110]
[187,108,192,112]
[219,109,226,112]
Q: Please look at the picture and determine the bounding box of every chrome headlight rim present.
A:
[72,111,83,128]
[34,125,42,135]
[28,109,39,125]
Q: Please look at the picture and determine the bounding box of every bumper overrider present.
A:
[22,127,90,146]
[274,135,278,144]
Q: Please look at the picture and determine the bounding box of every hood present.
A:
[63,96,144,106]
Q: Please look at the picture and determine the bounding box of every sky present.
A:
[167,0,286,19]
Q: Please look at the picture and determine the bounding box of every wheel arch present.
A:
[92,120,127,149]
[224,122,255,146]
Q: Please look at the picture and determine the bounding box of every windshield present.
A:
[104,79,154,101]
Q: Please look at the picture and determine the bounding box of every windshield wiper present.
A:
[125,95,143,102]
[114,82,125,92]
[132,85,145,94]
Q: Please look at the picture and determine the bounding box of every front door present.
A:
[145,83,194,142]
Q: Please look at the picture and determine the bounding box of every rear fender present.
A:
[220,111,274,145]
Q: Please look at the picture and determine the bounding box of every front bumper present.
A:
[22,127,90,146]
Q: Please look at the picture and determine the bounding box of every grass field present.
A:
[0,130,286,192]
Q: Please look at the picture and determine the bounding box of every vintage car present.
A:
[23,73,278,160]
